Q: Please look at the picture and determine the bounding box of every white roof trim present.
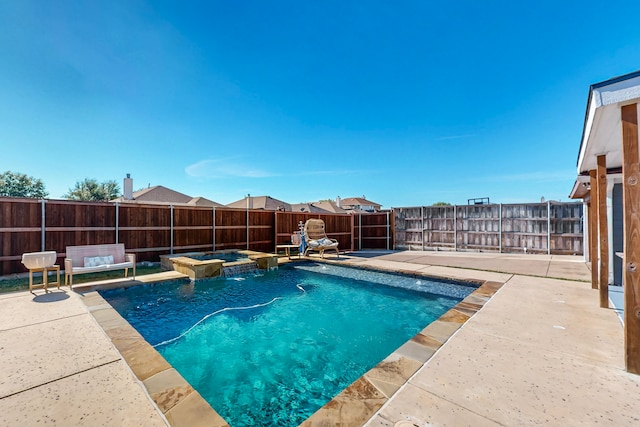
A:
[576,72,640,175]
[598,76,640,106]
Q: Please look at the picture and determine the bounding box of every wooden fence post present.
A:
[274,211,278,252]
[115,203,119,244]
[350,214,355,252]
[454,205,458,251]
[41,199,46,252]
[170,205,174,254]
[421,206,425,251]
[547,201,551,255]
[386,211,390,250]
[499,203,502,253]
[621,102,640,374]
[212,208,216,251]
[359,214,362,251]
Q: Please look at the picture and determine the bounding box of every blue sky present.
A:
[1,1,639,207]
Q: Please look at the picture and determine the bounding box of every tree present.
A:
[0,170,48,198]
[432,201,451,206]
[64,179,120,201]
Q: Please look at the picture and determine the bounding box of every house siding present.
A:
[613,183,624,286]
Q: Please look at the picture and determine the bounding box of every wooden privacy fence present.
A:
[0,198,392,276]
[394,202,583,255]
[0,197,585,275]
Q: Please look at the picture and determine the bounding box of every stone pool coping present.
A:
[79,260,505,427]
[300,259,505,426]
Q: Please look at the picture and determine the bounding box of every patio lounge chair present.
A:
[303,219,339,258]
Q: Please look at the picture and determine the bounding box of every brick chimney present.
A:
[123,174,133,200]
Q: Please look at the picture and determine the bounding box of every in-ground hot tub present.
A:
[160,249,278,279]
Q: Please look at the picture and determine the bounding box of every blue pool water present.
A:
[100,263,476,427]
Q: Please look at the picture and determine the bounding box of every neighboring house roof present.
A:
[187,197,224,207]
[311,200,347,214]
[226,196,291,211]
[345,207,376,213]
[111,185,223,207]
[290,203,320,213]
[340,196,382,209]
[290,201,347,214]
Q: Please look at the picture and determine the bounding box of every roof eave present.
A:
[576,69,640,175]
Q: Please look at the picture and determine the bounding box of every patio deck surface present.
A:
[1,251,639,426]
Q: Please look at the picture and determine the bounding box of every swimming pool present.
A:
[100,263,477,426]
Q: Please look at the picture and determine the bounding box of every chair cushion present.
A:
[308,238,337,248]
[74,261,132,273]
[84,255,114,267]
[319,238,336,246]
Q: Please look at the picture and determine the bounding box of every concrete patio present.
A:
[1,251,638,426]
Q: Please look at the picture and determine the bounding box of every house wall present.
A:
[613,183,624,285]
